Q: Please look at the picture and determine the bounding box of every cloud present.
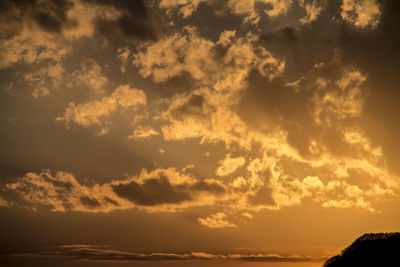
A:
[129,125,160,139]
[1,168,226,213]
[159,89,253,146]
[334,0,400,178]
[312,70,367,126]
[3,170,105,212]
[159,0,293,24]
[170,94,216,120]
[132,25,399,216]
[198,212,236,228]
[1,135,397,218]
[57,85,146,134]
[0,0,159,71]
[63,0,122,39]
[302,176,324,189]
[216,154,246,176]
[0,0,124,99]
[133,26,215,83]
[136,27,284,149]
[133,26,284,88]
[299,0,322,24]
[71,58,108,94]
[0,0,72,37]
[1,244,327,262]
[117,47,131,73]
[86,0,161,42]
[159,0,207,18]
[1,0,399,230]
[24,62,65,98]
[261,0,293,17]
[0,24,70,69]
[304,178,377,212]
[0,196,9,207]
[112,176,193,206]
[110,169,226,209]
[0,0,106,68]
[341,0,381,29]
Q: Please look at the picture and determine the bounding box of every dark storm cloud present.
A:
[86,0,161,41]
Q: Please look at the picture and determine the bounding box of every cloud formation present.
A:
[57,85,146,134]
[1,168,226,213]
[86,0,161,41]
[198,212,236,228]
[0,244,326,262]
[71,58,108,94]
[341,0,381,29]
[2,5,399,225]
[216,154,246,177]
[159,0,293,24]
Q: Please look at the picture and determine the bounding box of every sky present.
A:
[0,0,399,266]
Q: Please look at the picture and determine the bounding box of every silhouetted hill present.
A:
[324,232,400,266]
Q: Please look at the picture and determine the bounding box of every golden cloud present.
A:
[57,85,146,134]
[341,0,381,29]
[198,212,237,228]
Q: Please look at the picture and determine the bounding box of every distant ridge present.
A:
[324,232,400,266]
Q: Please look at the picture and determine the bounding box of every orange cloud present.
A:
[57,85,146,134]
[71,59,108,94]
[341,0,381,29]
[2,168,226,213]
[198,212,236,228]
[216,154,246,176]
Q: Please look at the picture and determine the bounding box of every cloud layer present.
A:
[0,244,327,263]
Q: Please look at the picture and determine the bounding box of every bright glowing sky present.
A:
[0,0,399,266]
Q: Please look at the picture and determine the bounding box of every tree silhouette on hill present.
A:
[324,232,400,266]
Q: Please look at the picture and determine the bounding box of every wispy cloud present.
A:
[1,244,327,263]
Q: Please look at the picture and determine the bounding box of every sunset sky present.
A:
[1,0,399,266]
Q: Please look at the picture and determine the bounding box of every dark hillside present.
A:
[324,232,400,266]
